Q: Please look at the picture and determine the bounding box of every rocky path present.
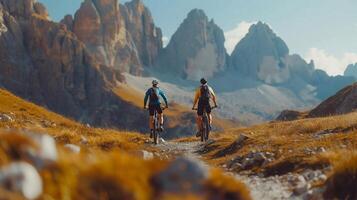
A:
[154,140,302,200]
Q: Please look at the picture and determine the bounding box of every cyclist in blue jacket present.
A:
[144,80,168,136]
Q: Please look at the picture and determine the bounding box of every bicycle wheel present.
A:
[153,112,159,145]
[204,114,210,141]
[201,114,208,142]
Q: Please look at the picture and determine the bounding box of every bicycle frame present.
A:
[149,107,165,145]
[193,106,216,142]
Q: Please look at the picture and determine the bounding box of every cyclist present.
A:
[144,80,168,136]
[192,78,217,137]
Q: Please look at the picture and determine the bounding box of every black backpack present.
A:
[150,88,159,102]
[200,85,211,101]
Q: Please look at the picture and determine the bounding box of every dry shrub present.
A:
[324,151,357,200]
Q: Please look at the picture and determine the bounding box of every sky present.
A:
[39,0,357,76]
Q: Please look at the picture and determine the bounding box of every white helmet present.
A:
[152,79,159,85]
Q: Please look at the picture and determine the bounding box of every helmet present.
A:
[200,78,207,85]
[152,79,159,85]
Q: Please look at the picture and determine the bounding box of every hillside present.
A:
[185,110,357,199]
[0,88,251,199]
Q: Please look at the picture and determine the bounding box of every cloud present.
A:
[224,21,256,54]
[305,48,357,76]
[162,36,169,47]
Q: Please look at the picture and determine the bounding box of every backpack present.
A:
[200,85,211,101]
[149,88,159,102]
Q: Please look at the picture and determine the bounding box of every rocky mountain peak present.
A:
[156,9,227,80]
[230,21,303,84]
[0,0,49,20]
[186,8,208,21]
[121,0,163,67]
[344,63,357,78]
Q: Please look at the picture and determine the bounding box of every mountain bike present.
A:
[149,107,166,145]
[193,106,217,142]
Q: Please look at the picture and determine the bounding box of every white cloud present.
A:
[305,48,357,76]
[162,36,169,47]
[224,21,256,54]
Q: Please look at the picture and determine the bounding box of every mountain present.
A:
[344,63,357,78]
[120,0,163,67]
[0,0,148,131]
[310,69,356,100]
[230,22,314,85]
[156,9,228,80]
[309,83,357,117]
[65,0,162,75]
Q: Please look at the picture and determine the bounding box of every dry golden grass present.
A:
[0,89,148,152]
[194,111,357,175]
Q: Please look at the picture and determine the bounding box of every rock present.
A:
[138,150,154,160]
[317,147,326,153]
[0,162,43,199]
[215,134,248,157]
[152,157,208,193]
[294,183,310,196]
[26,133,57,168]
[80,136,89,145]
[64,144,81,153]
[33,2,49,19]
[0,113,14,122]
[71,0,162,74]
[287,175,310,195]
[159,138,166,143]
[120,0,162,67]
[156,9,228,80]
[60,14,74,30]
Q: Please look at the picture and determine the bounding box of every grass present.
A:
[0,88,251,200]
[189,111,357,176]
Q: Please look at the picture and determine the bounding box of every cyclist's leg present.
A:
[156,105,164,131]
[206,104,212,126]
[197,102,204,133]
[149,105,155,130]
[157,105,163,125]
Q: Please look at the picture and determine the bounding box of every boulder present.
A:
[152,157,208,193]
[64,144,81,153]
[26,133,57,168]
[0,162,43,199]
[137,150,154,160]
[0,113,14,122]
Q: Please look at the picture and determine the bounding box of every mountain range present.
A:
[0,0,355,133]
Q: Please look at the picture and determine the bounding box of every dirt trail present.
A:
[155,141,301,200]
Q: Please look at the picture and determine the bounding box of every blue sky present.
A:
[39,0,357,75]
